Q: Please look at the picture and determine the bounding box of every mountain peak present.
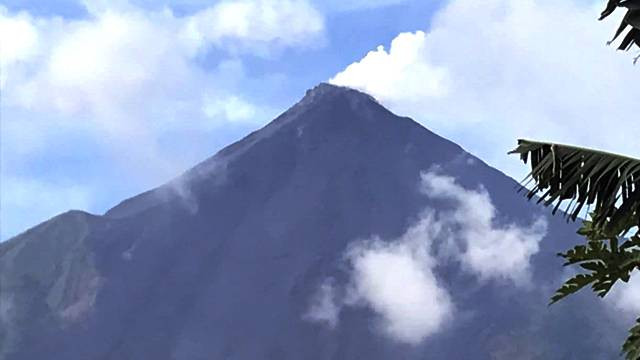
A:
[104,83,392,219]
[303,82,350,98]
[296,82,379,109]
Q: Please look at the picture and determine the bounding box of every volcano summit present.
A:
[0,84,624,359]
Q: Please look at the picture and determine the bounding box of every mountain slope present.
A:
[0,84,625,359]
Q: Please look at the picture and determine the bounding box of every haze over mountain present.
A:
[0,84,626,359]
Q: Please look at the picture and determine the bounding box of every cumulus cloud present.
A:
[0,9,39,84]
[0,0,323,153]
[305,211,453,344]
[185,0,324,55]
[421,172,547,285]
[0,0,324,237]
[1,1,321,132]
[344,212,452,345]
[331,33,449,101]
[330,0,640,181]
[307,172,546,343]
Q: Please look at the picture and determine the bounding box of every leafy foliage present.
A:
[550,218,640,305]
[509,139,640,233]
[600,0,640,63]
[510,140,640,359]
[508,1,640,357]
[624,318,640,360]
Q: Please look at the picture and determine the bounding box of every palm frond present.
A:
[600,0,622,21]
[601,0,640,55]
[509,139,640,232]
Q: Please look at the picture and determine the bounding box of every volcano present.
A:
[0,84,625,359]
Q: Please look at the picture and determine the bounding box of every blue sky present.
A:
[1,0,639,240]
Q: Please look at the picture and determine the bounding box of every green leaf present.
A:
[550,273,598,305]
[623,317,640,360]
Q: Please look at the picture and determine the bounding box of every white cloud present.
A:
[2,1,320,131]
[0,1,322,236]
[331,33,449,101]
[0,0,323,146]
[330,0,640,181]
[306,207,452,345]
[307,172,545,343]
[421,172,547,285]
[0,9,39,85]
[185,0,324,55]
[344,214,452,344]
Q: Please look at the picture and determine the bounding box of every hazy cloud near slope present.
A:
[330,0,640,181]
[421,172,547,285]
[306,172,547,343]
[343,212,453,344]
[305,279,342,328]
